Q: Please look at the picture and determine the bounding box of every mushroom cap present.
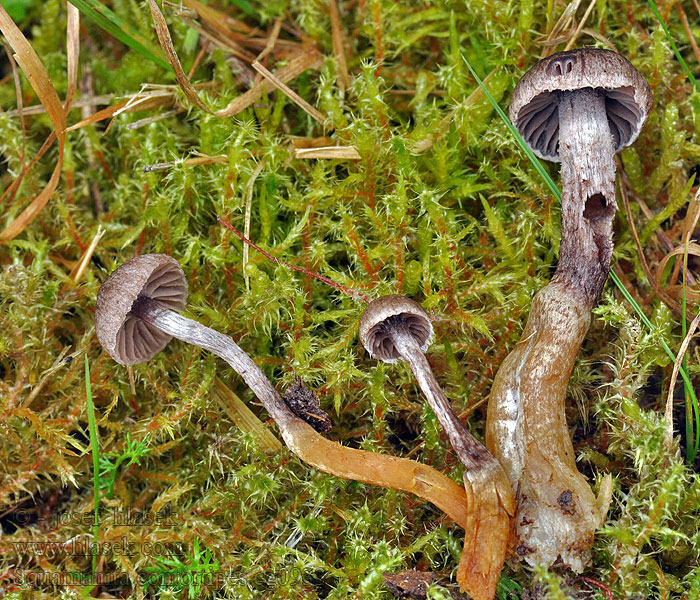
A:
[509,48,652,161]
[359,295,434,364]
[95,254,188,365]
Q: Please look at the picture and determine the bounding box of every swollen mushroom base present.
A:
[486,282,612,570]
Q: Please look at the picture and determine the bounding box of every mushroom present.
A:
[485,48,651,571]
[95,254,473,532]
[359,295,514,600]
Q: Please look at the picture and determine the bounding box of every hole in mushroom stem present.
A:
[582,193,615,268]
[582,193,614,223]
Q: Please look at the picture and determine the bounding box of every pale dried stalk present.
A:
[294,146,360,159]
[252,60,330,127]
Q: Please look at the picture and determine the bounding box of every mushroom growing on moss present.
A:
[485,48,652,571]
[359,295,513,600]
[95,254,474,531]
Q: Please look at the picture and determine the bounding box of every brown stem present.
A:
[132,296,471,528]
[486,88,618,572]
[553,88,617,304]
[391,324,491,470]
[486,281,612,571]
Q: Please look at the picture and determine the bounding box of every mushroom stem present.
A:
[493,48,651,574]
[486,281,612,571]
[129,295,472,528]
[554,88,617,303]
[390,321,495,471]
[485,100,618,569]
[383,317,514,600]
[131,295,295,429]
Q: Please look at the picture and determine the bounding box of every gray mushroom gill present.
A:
[485,49,652,570]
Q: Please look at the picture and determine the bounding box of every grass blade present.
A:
[647,0,699,93]
[84,356,100,576]
[68,0,169,71]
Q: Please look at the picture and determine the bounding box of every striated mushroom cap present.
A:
[95,254,188,365]
[509,48,652,161]
[359,295,434,364]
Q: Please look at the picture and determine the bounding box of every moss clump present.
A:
[0,0,699,598]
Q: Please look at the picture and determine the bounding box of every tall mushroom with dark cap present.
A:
[485,48,652,571]
[95,254,478,548]
[360,295,514,600]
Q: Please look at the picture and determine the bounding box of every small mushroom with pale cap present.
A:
[359,295,514,600]
[95,254,475,533]
[486,48,651,572]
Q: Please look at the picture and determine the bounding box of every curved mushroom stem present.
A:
[130,295,472,528]
[391,321,503,471]
[389,320,514,600]
[486,88,617,571]
[486,282,612,571]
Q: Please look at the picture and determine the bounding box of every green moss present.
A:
[0,0,699,598]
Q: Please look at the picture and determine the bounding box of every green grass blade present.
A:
[462,52,700,461]
[84,356,100,577]
[647,0,700,93]
[68,0,169,71]
[461,56,561,202]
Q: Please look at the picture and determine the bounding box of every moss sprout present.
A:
[0,0,699,598]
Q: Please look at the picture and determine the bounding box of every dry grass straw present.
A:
[149,0,323,119]
[213,378,283,453]
[665,308,700,449]
[251,60,330,127]
[619,167,682,314]
[329,0,350,92]
[142,153,227,173]
[294,146,361,160]
[0,6,67,241]
[654,196,700,304]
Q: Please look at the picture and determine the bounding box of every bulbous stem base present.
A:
[486,281,612,571]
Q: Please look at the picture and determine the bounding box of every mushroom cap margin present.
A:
[509,48,653,161]
[358,295,434,364]
[95,254,188,365]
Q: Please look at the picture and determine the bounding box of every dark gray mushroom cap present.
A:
[509,48,652,161]
[359,295,434,364]
[95,254,188,365]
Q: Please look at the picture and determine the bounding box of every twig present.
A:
[218,216,370,302]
